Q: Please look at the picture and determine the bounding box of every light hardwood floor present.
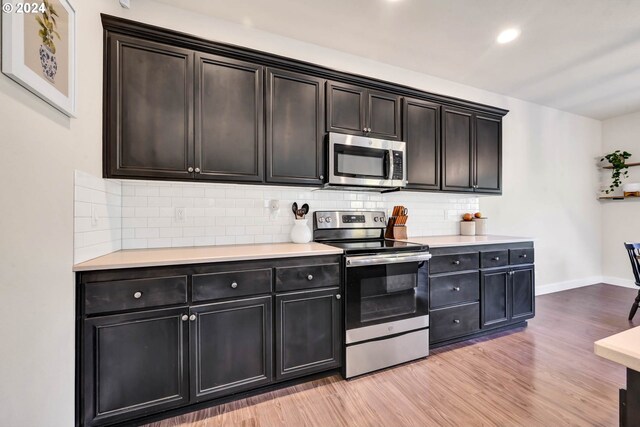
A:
[146,284,639,427]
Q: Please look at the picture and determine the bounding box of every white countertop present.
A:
[73,242,343,272]
[404,235,534,248]
[595,327,640,372]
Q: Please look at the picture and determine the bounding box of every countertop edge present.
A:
[594,332,640,372]
[404,235,534,248]
[73,245,343,272]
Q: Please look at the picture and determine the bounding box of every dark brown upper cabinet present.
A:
[195,54,264,182]
[442,107,502,194]
[105,34,194,180]
[326,81,401,140]
[266,68,325,185]
[403,98,440,190]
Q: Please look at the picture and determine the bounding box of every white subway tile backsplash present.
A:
[75,171,479,256]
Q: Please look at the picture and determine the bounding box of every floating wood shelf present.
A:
[598,195,640,201]
[602,162,640,170]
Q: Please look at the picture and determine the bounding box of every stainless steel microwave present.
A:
[327,133,407,190]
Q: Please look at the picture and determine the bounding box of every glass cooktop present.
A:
[321,239,428,255]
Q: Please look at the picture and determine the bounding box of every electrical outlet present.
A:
[175,207,186,223]
[269,200,280,212]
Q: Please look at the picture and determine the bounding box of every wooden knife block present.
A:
[385,225,407,240]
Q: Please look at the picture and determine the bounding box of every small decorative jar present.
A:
[474,217,488,235]
[290,219,312,243]
[460,221,476,236]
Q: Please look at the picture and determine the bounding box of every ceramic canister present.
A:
[460,221,476,236]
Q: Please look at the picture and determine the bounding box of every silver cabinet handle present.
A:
[181,314,188,321]
[453,319,461,324]
[195,167,201,173]
[453,260,460,265]
[231,282,238,289]
[307,274,313,281]
[336,294,341,300]
[133,291,142,299]
[453,286,461,291]
[319,175,324,180]
[493,256,500,261]
[187,167,194,173]
[521,254,527,258]
[189,314,196,321]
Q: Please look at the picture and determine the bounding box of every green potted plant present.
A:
[602,150,632,194]
[35,0,61,82]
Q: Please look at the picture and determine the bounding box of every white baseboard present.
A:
[535,276,603,296]
[601,276,638,289]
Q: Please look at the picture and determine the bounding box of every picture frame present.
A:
[2,0,76,116]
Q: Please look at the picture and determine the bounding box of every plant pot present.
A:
[39,44,58,82]
[290,219,312,244]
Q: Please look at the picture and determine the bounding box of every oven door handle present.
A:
[345,251,432,267]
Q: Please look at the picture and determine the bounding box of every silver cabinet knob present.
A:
[231,282,238,289]
[319,175,324,180]
[453,286,461,292]
[493,256,500,261]
[133,291,142,299]
[453,319,461,324]
[195,167,201,173]
[189,314,196,321]
[181,314,188,321]
[521,254,527,258]
[336,294,341,300]
[187,167,194,173]
[453,260,460,265]
[363,127,367,132]
[307,274,313,281]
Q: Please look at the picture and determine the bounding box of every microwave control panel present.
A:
[391,150,404,180]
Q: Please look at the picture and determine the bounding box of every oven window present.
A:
[334,145,386,178]
[346,261,429,329]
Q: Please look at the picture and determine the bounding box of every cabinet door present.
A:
[403,98,440,190]
[326,81,366,136]
[475,115,502,193]
[481,269,510,328]
[442,107,474,192]
[266,69,325,185]
[275,288,341,380]
[83,308,189,427]
[511,266,535,321]
[367,89,401,140]
[190,296,272,402]
[106,34,194,180]
[195,53,264,182]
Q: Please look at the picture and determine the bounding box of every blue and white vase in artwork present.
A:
[39,44,58,82]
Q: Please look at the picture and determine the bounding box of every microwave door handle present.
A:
[387,149,394,180]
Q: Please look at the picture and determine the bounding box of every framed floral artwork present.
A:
[2,0,76,116]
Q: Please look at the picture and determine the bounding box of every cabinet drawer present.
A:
[85,276,187,315]
[480,250,509,268]
[430,272,479,309]
[430,252,479,274]
[275,263,340,292]
[192,269,272,302]
[510,248,534,265]
[430,302,480,343]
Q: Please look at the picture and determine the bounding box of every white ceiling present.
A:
[155,0,640,120]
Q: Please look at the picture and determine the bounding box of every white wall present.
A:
[601,111,640,286]
[0,0,602,425]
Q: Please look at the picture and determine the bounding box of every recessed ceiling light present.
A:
[497,28,520,44]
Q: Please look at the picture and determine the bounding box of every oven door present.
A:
[328,133,405,188]
[344,252,431,344]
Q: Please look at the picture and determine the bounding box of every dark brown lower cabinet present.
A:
[82,307,189,427]
[190,296,272,402]
[275,287,342,380]
[481,265,535,329]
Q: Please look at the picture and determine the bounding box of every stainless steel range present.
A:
[313,210,431,378]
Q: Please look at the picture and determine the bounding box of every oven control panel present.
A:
[314,211,386,229]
